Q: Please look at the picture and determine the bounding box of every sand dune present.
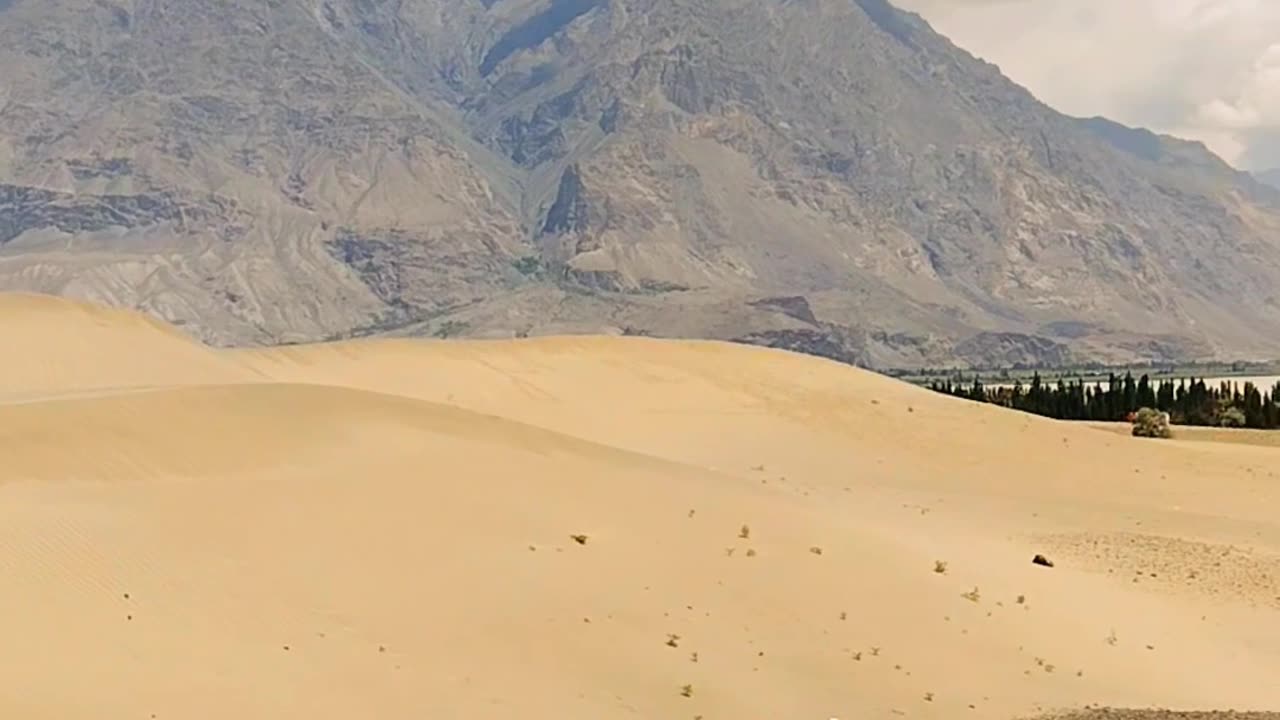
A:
[0,293,262,400]
[2,294,1278,719]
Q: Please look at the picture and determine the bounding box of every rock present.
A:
[2,0,1280,364]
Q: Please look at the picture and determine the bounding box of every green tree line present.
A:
[929,373,1280,430]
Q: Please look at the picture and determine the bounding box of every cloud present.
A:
[893,0,1280,170]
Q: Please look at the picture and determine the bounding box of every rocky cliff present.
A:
[2,0,1279,367]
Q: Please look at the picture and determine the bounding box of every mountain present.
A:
[2,0,1280,368]
[1258,169,1280,190]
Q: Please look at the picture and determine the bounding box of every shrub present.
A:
[512,256,544,278]
[1131,407,1172,439]
[1216,406,1246,428]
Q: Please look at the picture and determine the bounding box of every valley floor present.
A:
[1,293,1278,719]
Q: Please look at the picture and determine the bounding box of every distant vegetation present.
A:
[930,373,1280,430]
[890,360,1280,386]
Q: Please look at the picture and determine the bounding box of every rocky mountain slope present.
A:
[2,0,1280,367]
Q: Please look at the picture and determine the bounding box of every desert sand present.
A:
[1,292,1278,720]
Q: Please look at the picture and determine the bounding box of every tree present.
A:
[1122,373,1138,416]
[1156,379,1175,412]
[969,377,986,402]
[925,372,1280,431]
[1136,374,1157,412]
[1242,383,1264,428]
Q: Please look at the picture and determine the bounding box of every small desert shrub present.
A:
[1131,407,1172,439]
[512,256,544,277]
[433,320,469,339]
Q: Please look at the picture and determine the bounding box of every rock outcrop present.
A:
[2,0,1280,367]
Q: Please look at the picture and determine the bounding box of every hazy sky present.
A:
[894,0,1280,171]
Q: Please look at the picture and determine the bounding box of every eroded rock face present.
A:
[3,0,1280,366]
[0,184,213,244]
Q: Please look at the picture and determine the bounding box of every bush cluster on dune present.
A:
[1131,408,1173,439]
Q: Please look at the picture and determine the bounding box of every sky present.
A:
[894,0,1280,171]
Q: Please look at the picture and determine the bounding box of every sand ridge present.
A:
[1,293,1278,719]
[0,293,263,400]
